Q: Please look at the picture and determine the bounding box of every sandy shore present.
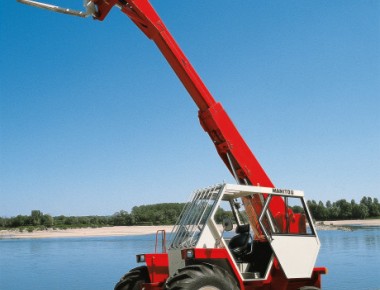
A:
[1,219,379,239]
[0,225,174,239]
[315,219,380,230]
[320,219,380,226]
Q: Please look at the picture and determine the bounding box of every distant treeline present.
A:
[1,196,379,231]
[307,196,380,221]
[0,203,185,231]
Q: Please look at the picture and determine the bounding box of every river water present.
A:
[0,227,379,290]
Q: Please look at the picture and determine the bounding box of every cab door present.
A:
[259,195,320,279]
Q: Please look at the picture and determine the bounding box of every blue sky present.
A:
[1,1,379,217]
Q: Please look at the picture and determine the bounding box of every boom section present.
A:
[93,0,274,188]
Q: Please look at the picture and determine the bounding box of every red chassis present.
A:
[140,249,326,290]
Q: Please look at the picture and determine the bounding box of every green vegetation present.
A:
[1,196,379,231]
[307,196,380,221]
[0,203,185,231]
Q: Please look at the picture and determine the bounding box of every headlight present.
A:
[136,254,145,263]
[186,249,194,259]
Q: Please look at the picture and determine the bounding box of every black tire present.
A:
[114,266,150,290]
[165,263,239,290]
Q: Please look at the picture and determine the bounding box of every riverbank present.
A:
[0,225,174,239]
[1,219,379,239]
[315,219,380,231]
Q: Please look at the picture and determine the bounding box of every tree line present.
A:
[0,203,184,231]
[307,196,380,221]
[1,196,379,231]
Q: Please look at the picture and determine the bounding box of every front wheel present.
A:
[114,266,150,290]
[165,263,239,290]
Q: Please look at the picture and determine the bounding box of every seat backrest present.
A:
[229,224,251,256]
[236,224,250,234]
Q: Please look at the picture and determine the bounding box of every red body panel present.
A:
[144,253,169,284]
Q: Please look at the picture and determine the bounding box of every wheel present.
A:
[114,266,150,290]
[165,263,239,290]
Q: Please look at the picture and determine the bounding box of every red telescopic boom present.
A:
[94,0,274,187]
[92,0,289,234]
[18,0,290,234]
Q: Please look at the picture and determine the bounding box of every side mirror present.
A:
[222,217,233,232]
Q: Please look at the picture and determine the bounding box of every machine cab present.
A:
[168,183,321,281]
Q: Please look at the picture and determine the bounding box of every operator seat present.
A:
[228,224,252,261]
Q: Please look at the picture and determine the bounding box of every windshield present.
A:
[170,184,223,249]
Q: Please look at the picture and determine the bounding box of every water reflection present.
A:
[317,227,380,290]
